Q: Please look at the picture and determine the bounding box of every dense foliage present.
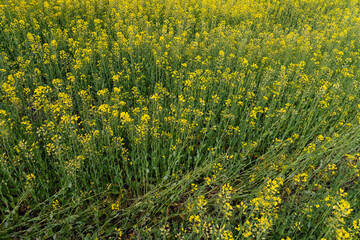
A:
[1,0,360,239]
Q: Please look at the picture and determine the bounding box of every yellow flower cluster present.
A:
[1,0,360,238]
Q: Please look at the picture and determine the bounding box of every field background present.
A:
[1,0,360,239]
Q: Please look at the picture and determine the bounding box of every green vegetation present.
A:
[1,0,360,239]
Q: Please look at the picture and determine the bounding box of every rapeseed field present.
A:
[1,0,360,239]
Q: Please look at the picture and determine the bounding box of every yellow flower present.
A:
[120,112,132,123]
[115,227,122,237]
[317,135,325,141]
[336,227,350,239]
